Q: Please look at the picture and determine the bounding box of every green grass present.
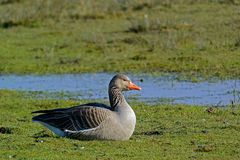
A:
[0,90,240,159]
[0,0,240,78]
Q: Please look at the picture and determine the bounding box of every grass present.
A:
[0,0,240,78]
[0,89,240,159]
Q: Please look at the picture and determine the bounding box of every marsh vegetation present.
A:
[0,0,240,78]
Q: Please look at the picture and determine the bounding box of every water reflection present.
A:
[0,73,239,106]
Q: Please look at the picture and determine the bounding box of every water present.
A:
[0,73,239,106]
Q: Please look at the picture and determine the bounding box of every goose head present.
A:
[109,74,141,91]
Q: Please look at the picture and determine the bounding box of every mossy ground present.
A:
[0,90,240,160]
[0,0,240,78]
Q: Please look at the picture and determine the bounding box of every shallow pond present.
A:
[0,73,239,106]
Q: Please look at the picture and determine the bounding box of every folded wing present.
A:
[32,103,111,132]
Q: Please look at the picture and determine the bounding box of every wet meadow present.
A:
[0,0,240,159]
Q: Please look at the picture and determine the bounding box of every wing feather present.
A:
[32,103,111,132]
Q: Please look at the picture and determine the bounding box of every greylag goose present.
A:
[32,74,141,140]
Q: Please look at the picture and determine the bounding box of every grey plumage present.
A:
[32,74,141,140]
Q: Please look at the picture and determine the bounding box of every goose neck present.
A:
[108,87,127,110]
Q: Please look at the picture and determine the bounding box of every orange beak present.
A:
[128,82,141,90]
